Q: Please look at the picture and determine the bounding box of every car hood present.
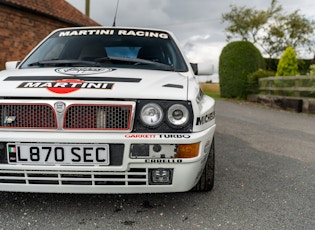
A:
[0,67,189,100]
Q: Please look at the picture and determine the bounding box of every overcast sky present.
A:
[66,0,315,73]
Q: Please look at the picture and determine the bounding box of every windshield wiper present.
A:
[95,56,174,71]
[28,57,175,71]
[28,59,99,67]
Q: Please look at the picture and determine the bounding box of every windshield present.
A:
[20,28,188,72]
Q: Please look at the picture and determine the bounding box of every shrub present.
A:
[308,64,315,75]
[299,59,313,75]
[219,41,265,98]
[265,58,279,72]
[265,58,312,75]
[276,46,299,76]
[247,69,275,94]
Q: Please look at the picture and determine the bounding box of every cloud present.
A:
[67,0,315,71]
[183,42,224,73]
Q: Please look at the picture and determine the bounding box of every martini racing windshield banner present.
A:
[52,28,170,40]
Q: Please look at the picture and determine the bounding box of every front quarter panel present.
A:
[188,77,215,133]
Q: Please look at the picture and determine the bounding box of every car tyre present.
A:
[191,137,215,192]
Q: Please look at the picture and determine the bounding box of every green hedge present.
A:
[219,41,265,98]
[247,69,275,94]
[265,58,313,75]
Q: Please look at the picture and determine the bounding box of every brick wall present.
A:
[0,4,75,69]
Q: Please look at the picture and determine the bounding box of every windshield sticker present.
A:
[55,67,113,75]
[58,29,169,39]
[17,79,114,94]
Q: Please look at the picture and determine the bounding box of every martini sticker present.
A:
[18,79,114,94]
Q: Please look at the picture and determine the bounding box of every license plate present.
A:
[7,143,110,165]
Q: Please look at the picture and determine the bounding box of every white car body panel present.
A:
[0,68,188,100]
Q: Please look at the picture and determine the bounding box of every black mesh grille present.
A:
[0,104,56,129]
[0,168,148,186]
[64,104,132,130]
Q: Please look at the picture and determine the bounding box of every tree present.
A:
[276,47,299,76]
[221,0,282,43]
[261,10,315,58]
[222,0,315,58]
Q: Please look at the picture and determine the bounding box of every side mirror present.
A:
[5,61,20,70]
[190,62,214,75]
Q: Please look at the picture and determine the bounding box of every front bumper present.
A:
[0,125,215,193]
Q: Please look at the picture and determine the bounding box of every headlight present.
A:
[167,104,189,126]
[140,103,163,127]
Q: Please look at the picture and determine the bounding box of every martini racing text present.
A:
[58,29,169,39]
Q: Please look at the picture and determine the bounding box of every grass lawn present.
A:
[200,83,220,99]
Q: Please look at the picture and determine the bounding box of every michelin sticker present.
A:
[196,111,215,125]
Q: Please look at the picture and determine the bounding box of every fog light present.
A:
[149,168,173,185]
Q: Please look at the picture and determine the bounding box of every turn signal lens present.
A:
[176,143,200,158]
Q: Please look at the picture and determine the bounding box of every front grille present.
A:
[0,168,147,186]
[0,103,56,129]
[0,100,134,131]
[64,104,132,130]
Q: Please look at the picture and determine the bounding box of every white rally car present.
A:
[0,27,215,194]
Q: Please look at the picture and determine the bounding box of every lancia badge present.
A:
[54,101,66,113]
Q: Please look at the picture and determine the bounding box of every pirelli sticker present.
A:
[17,79,114,94]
